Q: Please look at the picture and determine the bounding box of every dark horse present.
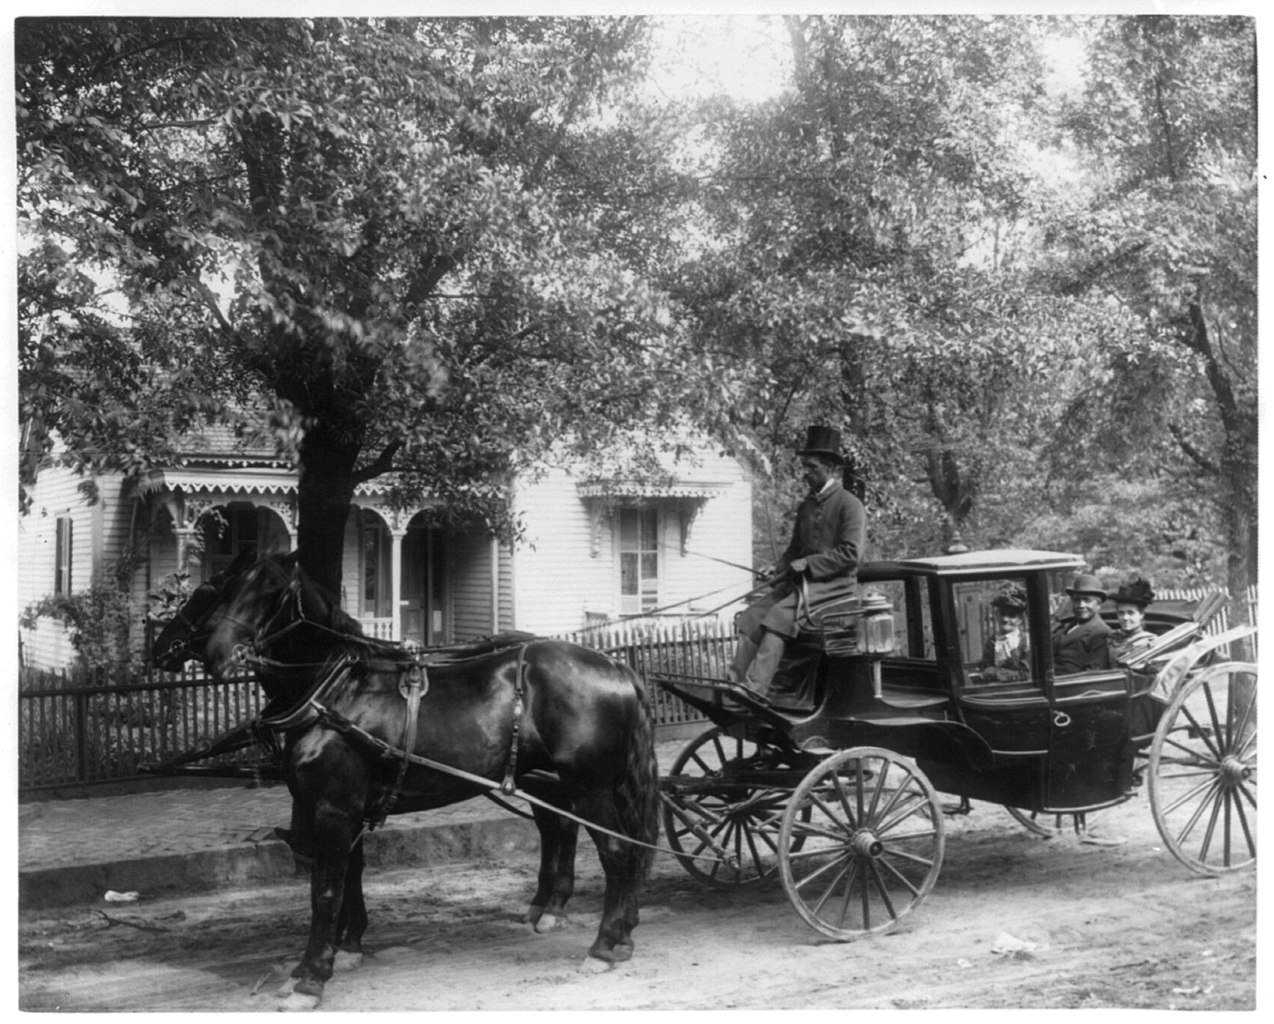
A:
[152,550,660,1010]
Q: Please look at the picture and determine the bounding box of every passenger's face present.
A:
[1070,593,1102,622]
[995,611,1024,636]
[1116,604,1144,632]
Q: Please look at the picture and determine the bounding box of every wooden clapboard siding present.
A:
[510,451,754,636]
[17,463,96,667]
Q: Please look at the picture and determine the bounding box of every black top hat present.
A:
[797,425,844,463]
[1113,578,1155,608]
[991,583,1028,614]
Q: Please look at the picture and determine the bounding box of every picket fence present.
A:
[16,587,1256,795]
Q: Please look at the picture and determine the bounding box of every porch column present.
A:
[174,528,195,576]
[390,528,406,641]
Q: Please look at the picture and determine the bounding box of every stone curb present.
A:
[19,812,539,912]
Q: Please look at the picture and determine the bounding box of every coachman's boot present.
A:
[728,635,759,684]
[746,630,788,697]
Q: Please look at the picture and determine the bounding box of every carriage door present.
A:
[1046,671,1134,809]
[1045,572,1135,809]
[400,520,444,645]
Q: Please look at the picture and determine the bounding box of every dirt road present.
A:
[18,792,1255,1012]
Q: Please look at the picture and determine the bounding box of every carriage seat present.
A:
[795,590,894,658]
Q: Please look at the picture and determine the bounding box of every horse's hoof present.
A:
[277,977,323,1011]
[523,904,544,926]
[533,912,564,934]
[277,990,322,1012]
[577,956,615,975]
[585,941,633,965]
[333,949,364,972]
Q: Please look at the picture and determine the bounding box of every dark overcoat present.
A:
[1051,615,1113,673]
[740,479,866,640]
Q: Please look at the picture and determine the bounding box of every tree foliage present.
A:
[18,16,707,591]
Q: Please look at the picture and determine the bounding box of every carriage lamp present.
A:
[858,593,895,656]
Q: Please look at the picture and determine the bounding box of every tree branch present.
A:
[352,439,403,485]
[1167,422,1218,476]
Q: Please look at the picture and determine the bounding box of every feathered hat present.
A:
[1113,578,1155,609]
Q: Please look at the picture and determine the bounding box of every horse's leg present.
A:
[525,803,578,933]
[280,797,364,1010]
[576,794,642,964]
[573,713,659,965]
[333,835,367,971]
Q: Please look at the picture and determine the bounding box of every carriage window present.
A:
[869,579,935,660]
[953,577,1032,685]
[618,507,660,615]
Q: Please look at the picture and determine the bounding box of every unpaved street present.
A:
[18,792,1255,1012]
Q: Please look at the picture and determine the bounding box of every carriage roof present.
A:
[860,549,1085,580]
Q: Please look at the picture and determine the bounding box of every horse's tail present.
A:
[616,666,661,881]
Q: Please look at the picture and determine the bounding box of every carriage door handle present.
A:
[1053,710,1071,728]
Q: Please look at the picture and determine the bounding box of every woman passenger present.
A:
[976,584,1031,682]
[1110,578,1156,664]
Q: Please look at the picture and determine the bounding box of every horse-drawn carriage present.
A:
[652,548,1256,940]
[149,547,1254,1007]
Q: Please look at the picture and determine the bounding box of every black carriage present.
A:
[653,549,1257,940]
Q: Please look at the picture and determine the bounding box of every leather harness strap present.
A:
[501,643,531,795]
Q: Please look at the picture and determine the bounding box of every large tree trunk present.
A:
[295,427,360,599]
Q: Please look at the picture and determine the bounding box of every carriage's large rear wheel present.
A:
[660,726,797,887]
[778,747,945,939]
[1149,661,1256,876]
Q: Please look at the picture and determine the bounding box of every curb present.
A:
[19,812,540,912]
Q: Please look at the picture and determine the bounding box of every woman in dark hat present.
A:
[1110,578,1156,663]
[973,583,1031,683]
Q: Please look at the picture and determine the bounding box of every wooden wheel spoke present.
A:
[874,793,931,835]
[1178,704,1224,762]
[879,842,938,869]
[876,851,926,897]
[808,789,857,832]
[866,859,902,920]
[1162,772,1223,819]
[793,845,853,893]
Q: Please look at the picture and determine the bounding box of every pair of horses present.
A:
[152,550,660,1010]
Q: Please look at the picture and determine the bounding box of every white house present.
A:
[17,429,754,670]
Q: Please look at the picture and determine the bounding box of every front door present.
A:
[401,522,445,645]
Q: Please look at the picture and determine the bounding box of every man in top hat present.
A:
[729,425,867,696]
[1051,573,1113,674]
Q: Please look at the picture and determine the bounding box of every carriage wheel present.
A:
[661,726,796,887]
[778,747,945,940]
[1149,661,1256,876]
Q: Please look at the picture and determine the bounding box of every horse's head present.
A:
[201,551,303,677]
[151,549,300,676]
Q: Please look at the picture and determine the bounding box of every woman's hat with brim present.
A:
[1113,578,1155,608]
[1066,573,1107,600]
[797,425,844,463]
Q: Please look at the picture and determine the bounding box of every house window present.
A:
[54,516,73,595]
[361,514,392,619]
[618,507,659,615]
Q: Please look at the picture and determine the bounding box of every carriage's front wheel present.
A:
[778,747,945,940]
[1149,661,1256,876]
[660,726,795,887]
